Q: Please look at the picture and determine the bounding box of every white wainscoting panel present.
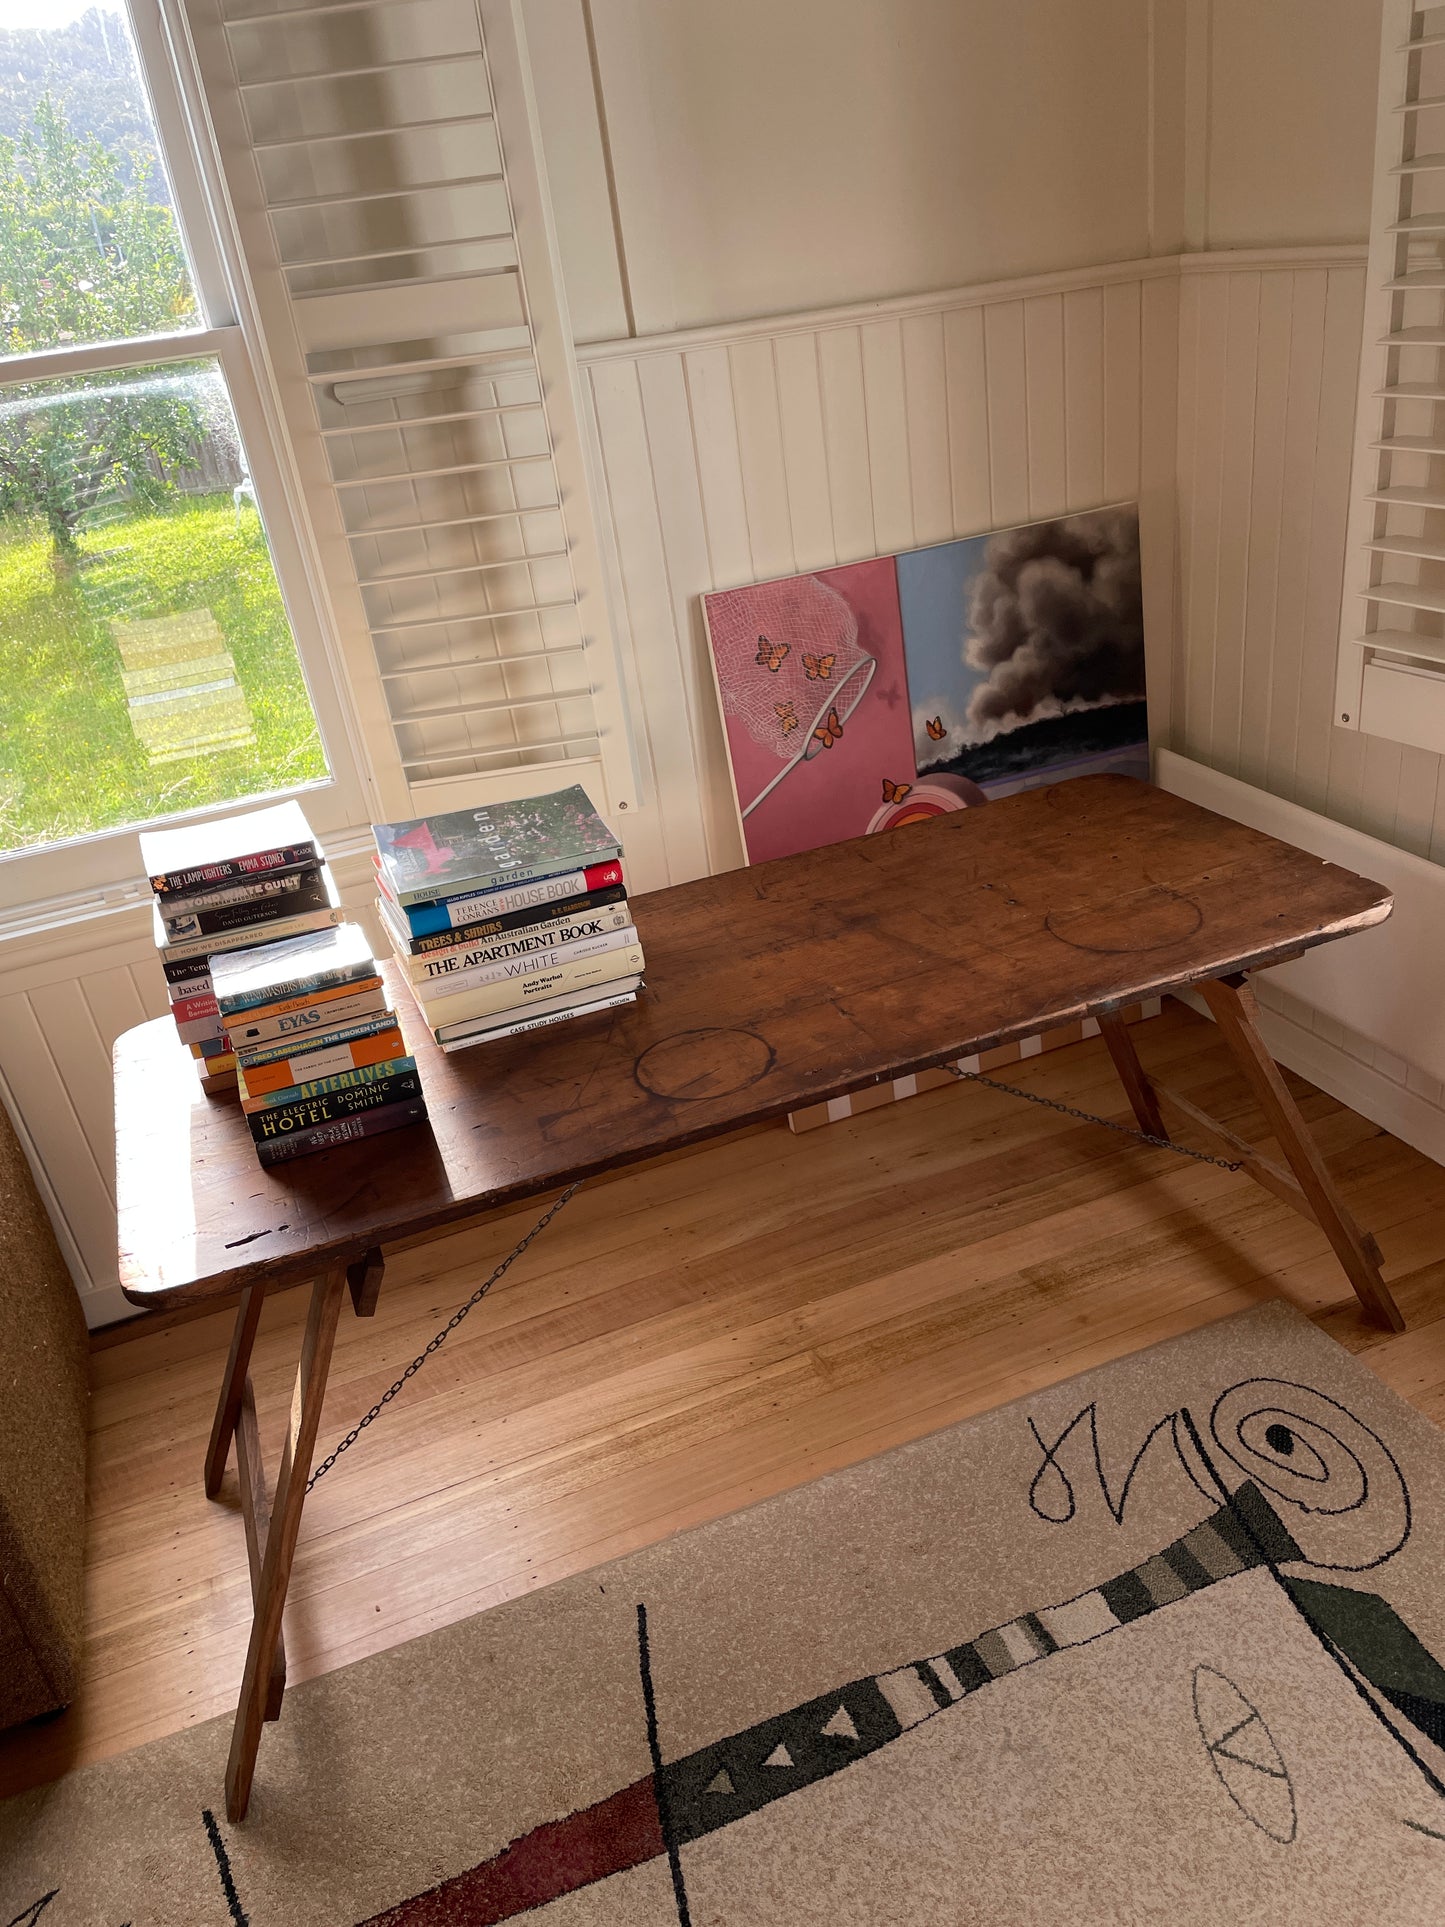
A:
[577,259,1182,892]
[0,923,167,1328]
[1158,749,1445,1105]
[1173,248,1445,867]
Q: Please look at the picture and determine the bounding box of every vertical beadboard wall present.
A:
[575,260,1183,893]
[0,919,171,1327]
[1172,245,1445,1119]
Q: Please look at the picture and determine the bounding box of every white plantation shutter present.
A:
[1339,0,1445,753]
[182,0,638,815]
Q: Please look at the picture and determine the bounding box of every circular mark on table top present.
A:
[1044,887,1202,954]
[635,1027,776,1103]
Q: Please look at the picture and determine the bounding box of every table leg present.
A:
[225,1263,347,1822]
[1098,1011,1167,1139]
[1197,975,1405,1333]
[347,1246,385,1318]
[205,1283,265,1498]
[235,1375,287,1722]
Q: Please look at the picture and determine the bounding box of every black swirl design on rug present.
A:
[1209,1378,1410,1572]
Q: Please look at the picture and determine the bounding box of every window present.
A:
[1339,0,1445,756]
[0,0,369,915]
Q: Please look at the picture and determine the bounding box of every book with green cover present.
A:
[372,786,621,908]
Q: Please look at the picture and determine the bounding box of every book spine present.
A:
[162,954,213,989]
[417,926,636,1010]
[248,1070,423,1141]
[163,953,212,988]
[403,901,633,977]
[385,882,628,959]
[433,944,644,1035]
[255,1096,427,1166]
[217,958,379,1020]
[170,988,220,1023]
[404,859,625,932]
[239,1031,408,1100]
[160,868,329,939]
[243,1053,415,1112]
[235,1009,397,1071]
[220,974,382,1028]
[151,840,318,896]
[156,862,320,915]
[159,900,342,964]
[227,986,387,1049]
[186,1025,232,1055]
[397,846,622,911]
[439,988,638,1053]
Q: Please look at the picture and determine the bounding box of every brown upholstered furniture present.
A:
[0,1095,88,1730]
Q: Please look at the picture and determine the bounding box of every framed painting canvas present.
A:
[898,507,1147,802]
[702,507,1147,866]
[699,556,920,867]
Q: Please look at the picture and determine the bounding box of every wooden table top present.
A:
[114,776,1391,1308]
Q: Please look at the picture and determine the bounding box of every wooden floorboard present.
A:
[5,998,1445,1799]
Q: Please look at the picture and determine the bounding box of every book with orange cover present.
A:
[238,1025,407,1101]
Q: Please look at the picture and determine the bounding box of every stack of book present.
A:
[140,801,341,1093]
[373,785,644,1053]
[215,923,427,1165]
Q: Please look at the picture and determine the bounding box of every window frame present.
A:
[0,0,375,923]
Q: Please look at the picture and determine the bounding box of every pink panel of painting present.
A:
[702,557,920,865]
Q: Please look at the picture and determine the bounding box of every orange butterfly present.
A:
[775,701,799,736]
[881,777,912,803]
[756,635,790,672]
[812,706,844,750]
[926,715,946,740]
[803,652,835,681]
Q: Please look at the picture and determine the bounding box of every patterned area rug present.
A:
[6,1302,1445,1925]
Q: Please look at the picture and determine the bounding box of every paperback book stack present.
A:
[373,785,644,1054]
[140,801,342,1093]
[215,924,427,1166]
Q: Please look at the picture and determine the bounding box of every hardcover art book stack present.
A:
[372,785,644,1054]
[140,800,342,1094]
[215,923,427,1166]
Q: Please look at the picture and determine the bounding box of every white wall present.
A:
[1199,0,1378,250]
[524,0,1156,339]
[521,0,1383,326]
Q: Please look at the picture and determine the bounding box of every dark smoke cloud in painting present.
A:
[899,505,1148,799]
[965,508,1144,726]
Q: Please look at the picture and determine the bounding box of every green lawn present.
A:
[0,493,329,854]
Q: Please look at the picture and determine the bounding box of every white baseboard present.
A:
[1175,988,1445,1167]
[81,1281,142,1330]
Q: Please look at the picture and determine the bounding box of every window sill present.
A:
[0,826,381,963]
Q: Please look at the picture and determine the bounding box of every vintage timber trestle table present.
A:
[113,776,1406,1819]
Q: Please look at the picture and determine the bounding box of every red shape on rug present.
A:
[357,1775,664,1924]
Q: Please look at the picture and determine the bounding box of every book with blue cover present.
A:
[399,860,625,936]
[372,787,621,909]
